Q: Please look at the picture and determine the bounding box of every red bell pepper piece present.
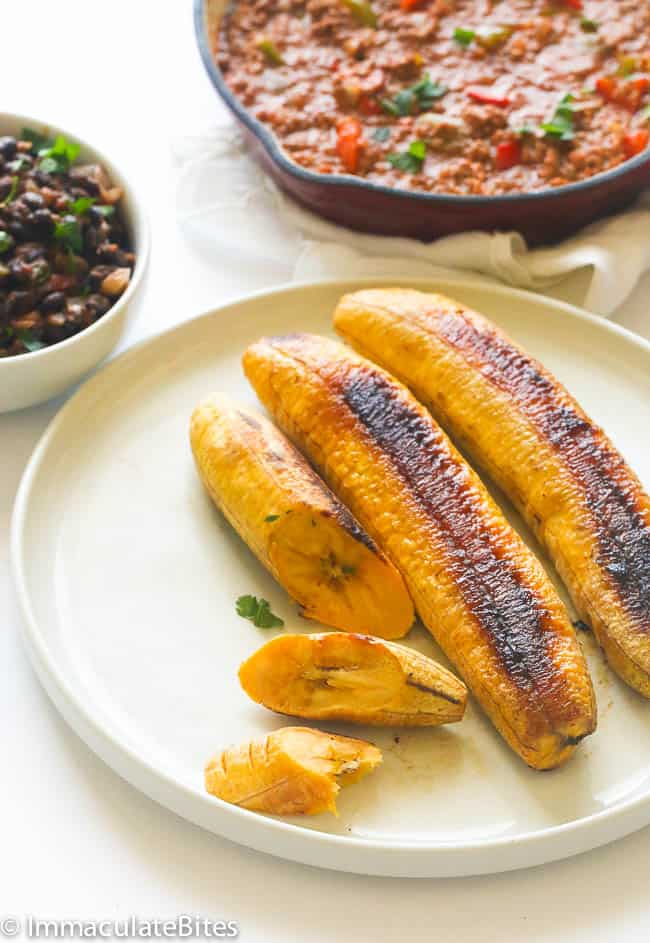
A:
[400,0,426,9]
[596,75,616,102]
[467,86,512,107]
[563,0,583,9]
[336,117,364,173]
[597,74,650,111]
[495,139,522,170]
[623,128,649,158]
[358,95,381,116]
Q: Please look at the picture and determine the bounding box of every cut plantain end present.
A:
[239,632,467,726]
[205,726,382,816]
[190,394,414,639]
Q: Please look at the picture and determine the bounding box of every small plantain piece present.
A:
[243,333,596,770]
[205,726,382,816]
[334,287,650,696]
[190,394,414,638]
[239,632,467,726]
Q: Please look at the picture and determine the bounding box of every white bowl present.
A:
[0,113,149,413]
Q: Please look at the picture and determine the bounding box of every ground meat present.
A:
[216,0,650,196]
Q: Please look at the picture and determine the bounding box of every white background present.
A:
[2,1,650,939]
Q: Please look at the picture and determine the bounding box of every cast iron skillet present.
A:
[194,0,650,246]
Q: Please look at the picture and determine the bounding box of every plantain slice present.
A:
[239,632,467,726]
[204,726,382,816]
[334,287,650,696]
[190,394,414,638]
[243,333,596,770]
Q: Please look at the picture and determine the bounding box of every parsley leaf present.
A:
[38,134,80,175]
[0,176,19,207]
[540,93,575,141]
[453,26,475,46]
[381,73,447,116]
[17,330,45,352]
[21,127,53,153]
[54,216,83,254]
[94,205,115,218]
[70,196,95,216]
[0,231,13,254]
[236,594,284,628]
[264,514,280,522]
[372,127,391,142]
[387,139,427,173]
[580,16,599,32]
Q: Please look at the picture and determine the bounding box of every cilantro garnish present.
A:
[94,205,115,218]
[21,127,53,153]
[381,74,447,117]
[36,134,80,175]
[236,595,284,628]
[453,26,475,46]
[54,216,83,254]
[0,231,13,254]
[0,176,18,207]
[70,196,95,216]
[387,139,427,173]
[580,17,599,32]
[17,330,46,352]
[372,127,391,142]
[264,514,280,522]
[540,94,576,141]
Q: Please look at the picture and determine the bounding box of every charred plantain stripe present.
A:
[405,677,462,704]
[429,308,650,628]
[342,365,559,695]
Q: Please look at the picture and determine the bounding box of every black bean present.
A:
[85,292,111,319]
[0,176,15,200]
[40,291,66,313]
[6,290,36,317]
[22,191,44,211]
[89,264,115,289]
[8,220,27,241]
[30,208,54,238]
[15,242,47,261]
[0,137,17,160]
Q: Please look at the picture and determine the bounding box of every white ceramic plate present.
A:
[12,278,650,878]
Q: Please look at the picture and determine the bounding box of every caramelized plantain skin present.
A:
[239,632,468,726]
[205,726,382,816]
[190,394,413,638]
[243,334,596,770]
[334,288,650,696]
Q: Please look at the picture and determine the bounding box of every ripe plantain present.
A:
[243,333,596,770]
[334,287,650,696]
[239,632,467,726]
[205,726,382,816]
[190,394,413,638]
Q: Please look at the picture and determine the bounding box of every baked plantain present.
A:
[190,394,413,638]
[243,333,596,769]
[239,632,467,726]
[205,726,382,815]
[334,287,650,696]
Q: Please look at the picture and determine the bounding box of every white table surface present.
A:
[3,2,650,938]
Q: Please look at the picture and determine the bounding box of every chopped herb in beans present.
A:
[218,0,650,195]
[381,74,447,116]
[0,130,135,358]
[387,139,426,172]
[453,27,475,46]
[540,94,576,141]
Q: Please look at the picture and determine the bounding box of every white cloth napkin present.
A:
[174,123,650,316]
